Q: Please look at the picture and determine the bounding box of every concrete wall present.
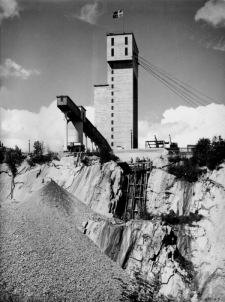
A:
[108,67,134,149]
[94,33,139,151]
[94,85,110,144]
[107,34,133,61]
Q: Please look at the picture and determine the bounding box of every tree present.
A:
[0,141,6,164]
[168,136,225,182]
[192,138,211,167]
[5,145,23,199]
[33,141,45,159]
[208,135,225,170]
[99,145,111,165]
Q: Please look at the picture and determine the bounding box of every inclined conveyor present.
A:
[57,95,111,151]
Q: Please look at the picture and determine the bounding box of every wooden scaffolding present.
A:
[123,162,152,221]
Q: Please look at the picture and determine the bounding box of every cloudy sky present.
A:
[1,0,225,151]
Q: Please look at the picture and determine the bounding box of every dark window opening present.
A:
[125,37,128,45]
[111,127,114,131]
[111,106,114,110]
[111,70,114,74]
[111,77,114,81]
[111,135,114,139]
[125,48,128,56]
[111,142,114,147]
[111,38,114,46]
[111,84,114,88]
[111,92,114,96]
[111,99,114,103]
[111,120,114,125]
[111,113,114,117]
[111,48,114,56]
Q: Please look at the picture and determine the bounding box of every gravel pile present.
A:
[0,181,131,301]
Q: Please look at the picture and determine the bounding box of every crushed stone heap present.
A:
[0,181,131,301]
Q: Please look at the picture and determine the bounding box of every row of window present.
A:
[111,72,114,147]
[111,37,128,46]
[111,48,128,56]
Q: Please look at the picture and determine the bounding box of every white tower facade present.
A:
[94,33,139,150]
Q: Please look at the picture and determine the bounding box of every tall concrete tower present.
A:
[94,33,139,150]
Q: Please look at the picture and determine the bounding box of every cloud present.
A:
[0,59,40,80]
[0,101,96,152]
[195,0,225,27]
[0,0,19,22]
[1,102,225,152]
[1,100,64,151]
[75,2,102,25]
[138,104,225,148]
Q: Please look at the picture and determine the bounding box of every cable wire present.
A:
[137,58,225,129]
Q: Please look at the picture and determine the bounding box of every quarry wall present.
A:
[1,156,225,301]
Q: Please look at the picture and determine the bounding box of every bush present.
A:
[192,136,225,170]
[27,141,60,166]
[192,138,211,167]
[0,141,6,164]
[168,157,204,183]
[33,141,45,158]
[99,144,118,165]
[5,145,24,199]
[168,136,225,182]
[161,210,203,226]
[5,146,24,177]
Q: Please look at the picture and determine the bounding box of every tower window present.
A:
[111,99,114,103]
[111,48,114,56]
[111,135,114,139]
[111,70,114,74]
[111,92,114,96]
[125,48,128,56]
[111,38,114,46]
[111,77,114,81]
[111,127,114,131]
[111,84,114,88]
[111,142,114,147]
[111,120,114,125]
[111,113,114,117]
[125,37,128,45]
[111,106,114,110]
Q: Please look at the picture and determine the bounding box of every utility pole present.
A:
[131,130,133,149]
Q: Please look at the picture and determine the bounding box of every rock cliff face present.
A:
[1,156,225,301]
[84,158,225,301]
[0,157,123,217]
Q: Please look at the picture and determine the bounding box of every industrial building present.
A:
[94,32,139,150]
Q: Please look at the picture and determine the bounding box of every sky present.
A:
[0,0,225,151]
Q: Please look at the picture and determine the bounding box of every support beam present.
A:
[64,112,68,151]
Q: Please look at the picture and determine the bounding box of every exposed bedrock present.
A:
[1,157,225,301]
[0,157,123,217]
[84,162,225,301]
[146,164,225,301]
[85,219,193,301]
